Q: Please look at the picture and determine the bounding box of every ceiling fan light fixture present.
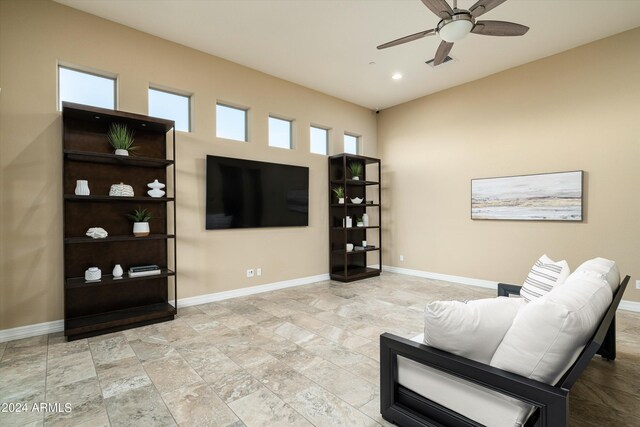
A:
[438,18,473,42]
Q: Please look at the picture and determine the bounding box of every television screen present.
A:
[206,155,309,229]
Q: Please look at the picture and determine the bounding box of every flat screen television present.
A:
[206,155,309,229]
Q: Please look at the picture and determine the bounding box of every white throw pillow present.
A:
[424,297,526,364]
[572,257,620,292]
[520,254,570,302]
[490,271,612,384]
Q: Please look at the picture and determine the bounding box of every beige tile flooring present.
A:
[1,273,639,426]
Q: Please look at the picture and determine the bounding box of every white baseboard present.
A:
[0,320,64,343]
[383,265,498,290]
[618,300,640,313]
[383,265,640,313]
[176,273,330,307]
[0,273,330,344]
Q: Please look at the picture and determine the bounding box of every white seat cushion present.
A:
[424,297,525,364]
[398,334,534,427]
[520,254,570,302]
[491,271,612,384]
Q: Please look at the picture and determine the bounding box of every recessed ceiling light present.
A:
[392,73,402,80]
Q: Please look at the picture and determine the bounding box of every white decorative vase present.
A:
[362,213,369,227]
[338,198,344,204]
[115,149,129,156]
[112,264,123,279]
[346,243,354,252]
[345,216,352,228]
[147,179,166,198]
[85,267,101,281]
[75,180,90,196]
[133,222,150,237]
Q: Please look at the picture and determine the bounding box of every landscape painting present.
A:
[471,171,583,221]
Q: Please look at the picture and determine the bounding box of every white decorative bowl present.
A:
[350,197,363,204]
[109,183,134,197]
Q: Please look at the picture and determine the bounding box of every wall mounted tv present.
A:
[206,155,309,230]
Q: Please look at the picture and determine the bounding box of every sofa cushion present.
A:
[424,297,525,364]
[573,257,620,292]
[520,254,570,302]
[398,334,535,427]
[490,271,612,384]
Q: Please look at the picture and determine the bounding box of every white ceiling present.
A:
[55,0,640,110]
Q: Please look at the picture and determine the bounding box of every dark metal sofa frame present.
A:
[380,276,629,427]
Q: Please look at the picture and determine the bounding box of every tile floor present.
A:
[1,273,639,426]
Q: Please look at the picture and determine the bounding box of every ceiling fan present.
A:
[377,0,529,66]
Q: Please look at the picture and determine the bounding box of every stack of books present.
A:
[354,245,376,251]
[128,264,161,278]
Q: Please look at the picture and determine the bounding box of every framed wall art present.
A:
[471,171,583,221]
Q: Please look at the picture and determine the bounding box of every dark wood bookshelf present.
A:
[64,149,174,168]
[330,267,381,282]
[331,226,380,230]
[64,234,175,244]
[65,269,176,289]
[328,154,382,282]
[62,102,177,341]
[330,179,379,186]
[330,203,380,207]
[64,302,176,340]
[64,195,174,203]
[333,248,381,255]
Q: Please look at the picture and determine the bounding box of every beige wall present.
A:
[0,0,377,329]
[379,27,640,301]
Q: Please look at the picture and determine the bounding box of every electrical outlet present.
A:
[246,269,254,278]
[636,280,640,290]
[400,255,404,262]
[257,268,262,276]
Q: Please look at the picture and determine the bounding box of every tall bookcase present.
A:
[62,102,177,341]
[328,154,381,282]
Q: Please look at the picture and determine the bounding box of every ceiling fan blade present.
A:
[469,0,508,18]
[434,41,454,66]
[472,20,529,36]
[421,0,454,19]
[377,29,436,49]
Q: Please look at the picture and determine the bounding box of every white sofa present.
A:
[381,258,627,427]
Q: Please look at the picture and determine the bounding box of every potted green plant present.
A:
[107,123,136,156]
[356,216,365,227]
[127,207,152,237]
[332,186,345,204]
[348,162,363,180]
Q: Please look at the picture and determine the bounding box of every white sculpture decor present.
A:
[112,264,123,279]
[85,267,101,282]
[86,227,108,239]
[109,182,134,197]
[75,180,90,196]
[147,179,166,198]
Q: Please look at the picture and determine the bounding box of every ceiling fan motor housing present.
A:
[437,12,475,42]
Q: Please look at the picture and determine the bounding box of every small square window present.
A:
[344,133,359,155]
[148,88,191,132]
[58,66,115,110]
[310,126,329,155]
[217,103,247,142]
[269,116,292,149]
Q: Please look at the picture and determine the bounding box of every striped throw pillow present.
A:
[520,255,570,302]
